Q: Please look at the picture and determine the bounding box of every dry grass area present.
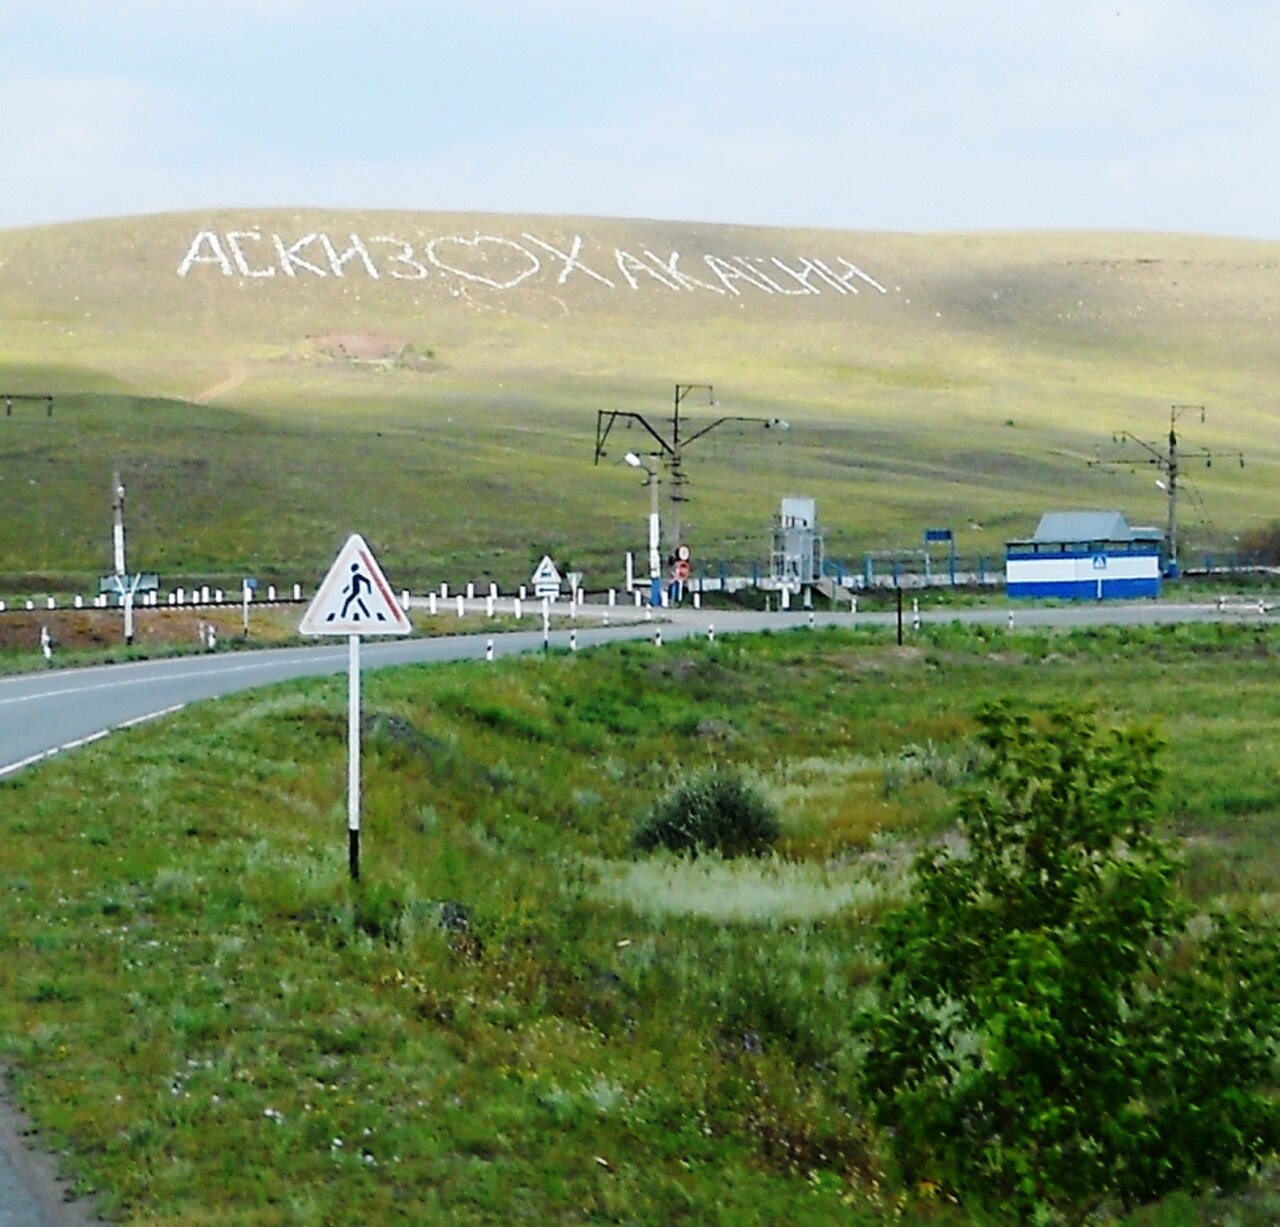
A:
[0,606,297,656]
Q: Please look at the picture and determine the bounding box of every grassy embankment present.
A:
[2,621,1280,1224]
[1,216,1278,593]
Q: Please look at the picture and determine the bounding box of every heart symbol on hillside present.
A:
[424,235,541,290]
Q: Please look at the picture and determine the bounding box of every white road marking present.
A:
[0,704,187,778]
[116,703,186,730]
[0,654,344,709]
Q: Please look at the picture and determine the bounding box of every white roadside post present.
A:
[299,534,411,883]
[242,577,256,635]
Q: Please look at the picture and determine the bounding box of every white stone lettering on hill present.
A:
[177,229,887,300]
[521,233,615,288]
[178,230,234,276]
[424,235,540,289]
[769,256,851,294]
[273,233,327,277]
[614,249,683,291]
[370,236,429,279]
[737,256,814,295]
[642,249,725,295]
[226,230,275,277]
[322,234,380,278]
[703,254,782,296]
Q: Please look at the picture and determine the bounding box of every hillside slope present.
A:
[0,212,1277,586]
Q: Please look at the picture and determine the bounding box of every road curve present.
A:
[0,598,1273,1224]
[0,600,1269,779]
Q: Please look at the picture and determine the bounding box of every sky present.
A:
[0,1,1275,238]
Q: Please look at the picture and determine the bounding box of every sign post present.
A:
[924,527,956,586]
[347,633,361,879]
[299,534,411,881]
[99,573,159,645]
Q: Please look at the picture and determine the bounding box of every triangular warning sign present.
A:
[530,554,562,585]
[299,534,412,636]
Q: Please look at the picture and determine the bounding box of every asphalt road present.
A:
[3,598,1269,780]
[0,598,1273,1222]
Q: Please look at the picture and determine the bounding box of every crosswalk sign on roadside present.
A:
[299,534,411,636]
[299,534,410,883]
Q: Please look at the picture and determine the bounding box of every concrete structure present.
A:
[1006,510,1163,600]
[770,497,824,588]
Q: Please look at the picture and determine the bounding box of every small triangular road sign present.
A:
[299,534,411,636]
[531,555,561,584]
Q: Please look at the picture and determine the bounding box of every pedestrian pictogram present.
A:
[299,534,411,636]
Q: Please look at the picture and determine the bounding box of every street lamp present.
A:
[624,451,663,607]
[594,386,793,562]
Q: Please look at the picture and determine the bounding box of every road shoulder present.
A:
[0,1067,103,1227]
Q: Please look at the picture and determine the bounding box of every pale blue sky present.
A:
[0,1,1275,237]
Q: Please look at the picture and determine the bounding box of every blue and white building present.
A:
[1006,511,1163,600]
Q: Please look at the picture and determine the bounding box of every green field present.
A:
[2,623,1280,1224]
[1,213,1277,593]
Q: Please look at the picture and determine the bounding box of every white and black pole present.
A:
[112,471,126,578]
[348,632,362,881]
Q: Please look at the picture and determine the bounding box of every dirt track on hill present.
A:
[191,368,249,404]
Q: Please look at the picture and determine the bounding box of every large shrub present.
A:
[1238,520,1280,564]
[859,704,1280,1225]
[633,766,780,858]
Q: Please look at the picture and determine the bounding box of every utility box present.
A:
[770,497,824,587]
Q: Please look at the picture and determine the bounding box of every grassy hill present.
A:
[1,211,1277,590]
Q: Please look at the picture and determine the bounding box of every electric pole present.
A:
[1090,405,1243,577]
[594,384,788,556]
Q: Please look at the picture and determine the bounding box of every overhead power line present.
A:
[1089,404,1243,576]
[594,384,788,551]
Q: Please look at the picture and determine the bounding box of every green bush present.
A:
[859,704,1280,1224]
[633,767,780,859]
[1238,519,1280,564]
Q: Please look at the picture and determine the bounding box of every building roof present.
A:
[1023,510,1162,545]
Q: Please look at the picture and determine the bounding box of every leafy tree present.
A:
[859,704,1280,1224]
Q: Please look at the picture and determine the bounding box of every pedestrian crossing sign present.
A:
[299,534,411,636]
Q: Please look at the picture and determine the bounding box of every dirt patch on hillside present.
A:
[310,333,441,370]
[315,332,404,360]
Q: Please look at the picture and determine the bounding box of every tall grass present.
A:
[1,623,1279,1222]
